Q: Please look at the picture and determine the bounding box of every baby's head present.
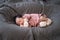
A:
[13,15,23,25]
[16,17,24,25]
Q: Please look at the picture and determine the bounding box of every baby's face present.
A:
[16,17,24,25]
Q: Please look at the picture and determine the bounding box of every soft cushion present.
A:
[0,2,60,40]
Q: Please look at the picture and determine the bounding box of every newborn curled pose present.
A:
[15,13,52,28]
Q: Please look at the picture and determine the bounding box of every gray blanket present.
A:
[0,2,60,40]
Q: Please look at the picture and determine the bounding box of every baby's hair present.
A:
[13,15,22,24]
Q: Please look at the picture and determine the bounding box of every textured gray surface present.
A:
[0,22,33,40]
[46,0,60,5]
[32,5,60,40]
[0,2,60,40]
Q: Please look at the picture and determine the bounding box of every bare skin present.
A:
[16,17,24,26]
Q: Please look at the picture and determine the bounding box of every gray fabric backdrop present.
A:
[0,1,60,40]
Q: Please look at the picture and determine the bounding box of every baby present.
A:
[15,14,52,28]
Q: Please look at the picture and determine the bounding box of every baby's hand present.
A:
[23,18,29,27]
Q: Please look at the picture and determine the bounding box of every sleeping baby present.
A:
[15,14,52,28]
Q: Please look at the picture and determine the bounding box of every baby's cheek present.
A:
[16,18,20,25]
[16,21,24,26]
[20,21,24,25]
[16,21,20,25]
